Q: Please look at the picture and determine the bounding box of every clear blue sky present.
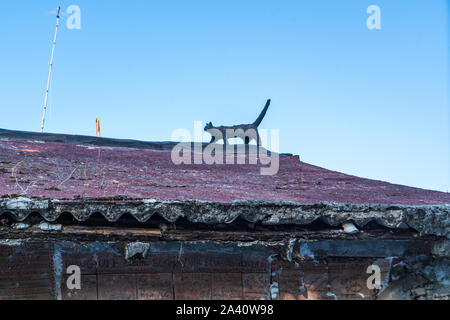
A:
[0,0,448,192]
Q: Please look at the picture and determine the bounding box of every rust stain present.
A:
[19,148,40,153]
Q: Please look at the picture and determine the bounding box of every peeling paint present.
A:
[326,292,338,300]
[36,222,62,231]
[432,241,450,257]
[286,239,296,262]
[270,282,279,300]
[4,197,49,211]
[12,223,30,230]
[299,243,316,261]
[125,242,150,261]
[343,222,359,234]
[0,239,28,246]
[52,249,63,300]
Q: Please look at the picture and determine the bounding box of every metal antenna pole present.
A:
[40,6,61,133]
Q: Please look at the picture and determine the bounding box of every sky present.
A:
[0,0,448,192]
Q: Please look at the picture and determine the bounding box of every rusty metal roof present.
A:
[1,128,449,205]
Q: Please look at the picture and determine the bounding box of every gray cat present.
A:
[204,99,271,147]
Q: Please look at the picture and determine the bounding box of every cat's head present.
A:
[204,122,213,131]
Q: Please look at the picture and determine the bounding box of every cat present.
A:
[204,99,271,148]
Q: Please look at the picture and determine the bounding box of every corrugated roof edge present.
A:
[0,197,448,238]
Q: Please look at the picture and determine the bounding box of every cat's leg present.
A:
[256,129,261,149]
[222,130,228,145]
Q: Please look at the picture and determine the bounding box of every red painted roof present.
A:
[0,135,449,205]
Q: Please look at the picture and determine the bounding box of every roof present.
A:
[0,129,449,205]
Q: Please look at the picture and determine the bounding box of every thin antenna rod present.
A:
[40,6,61,133]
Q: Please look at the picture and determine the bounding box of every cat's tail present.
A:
[253,99,271,127]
